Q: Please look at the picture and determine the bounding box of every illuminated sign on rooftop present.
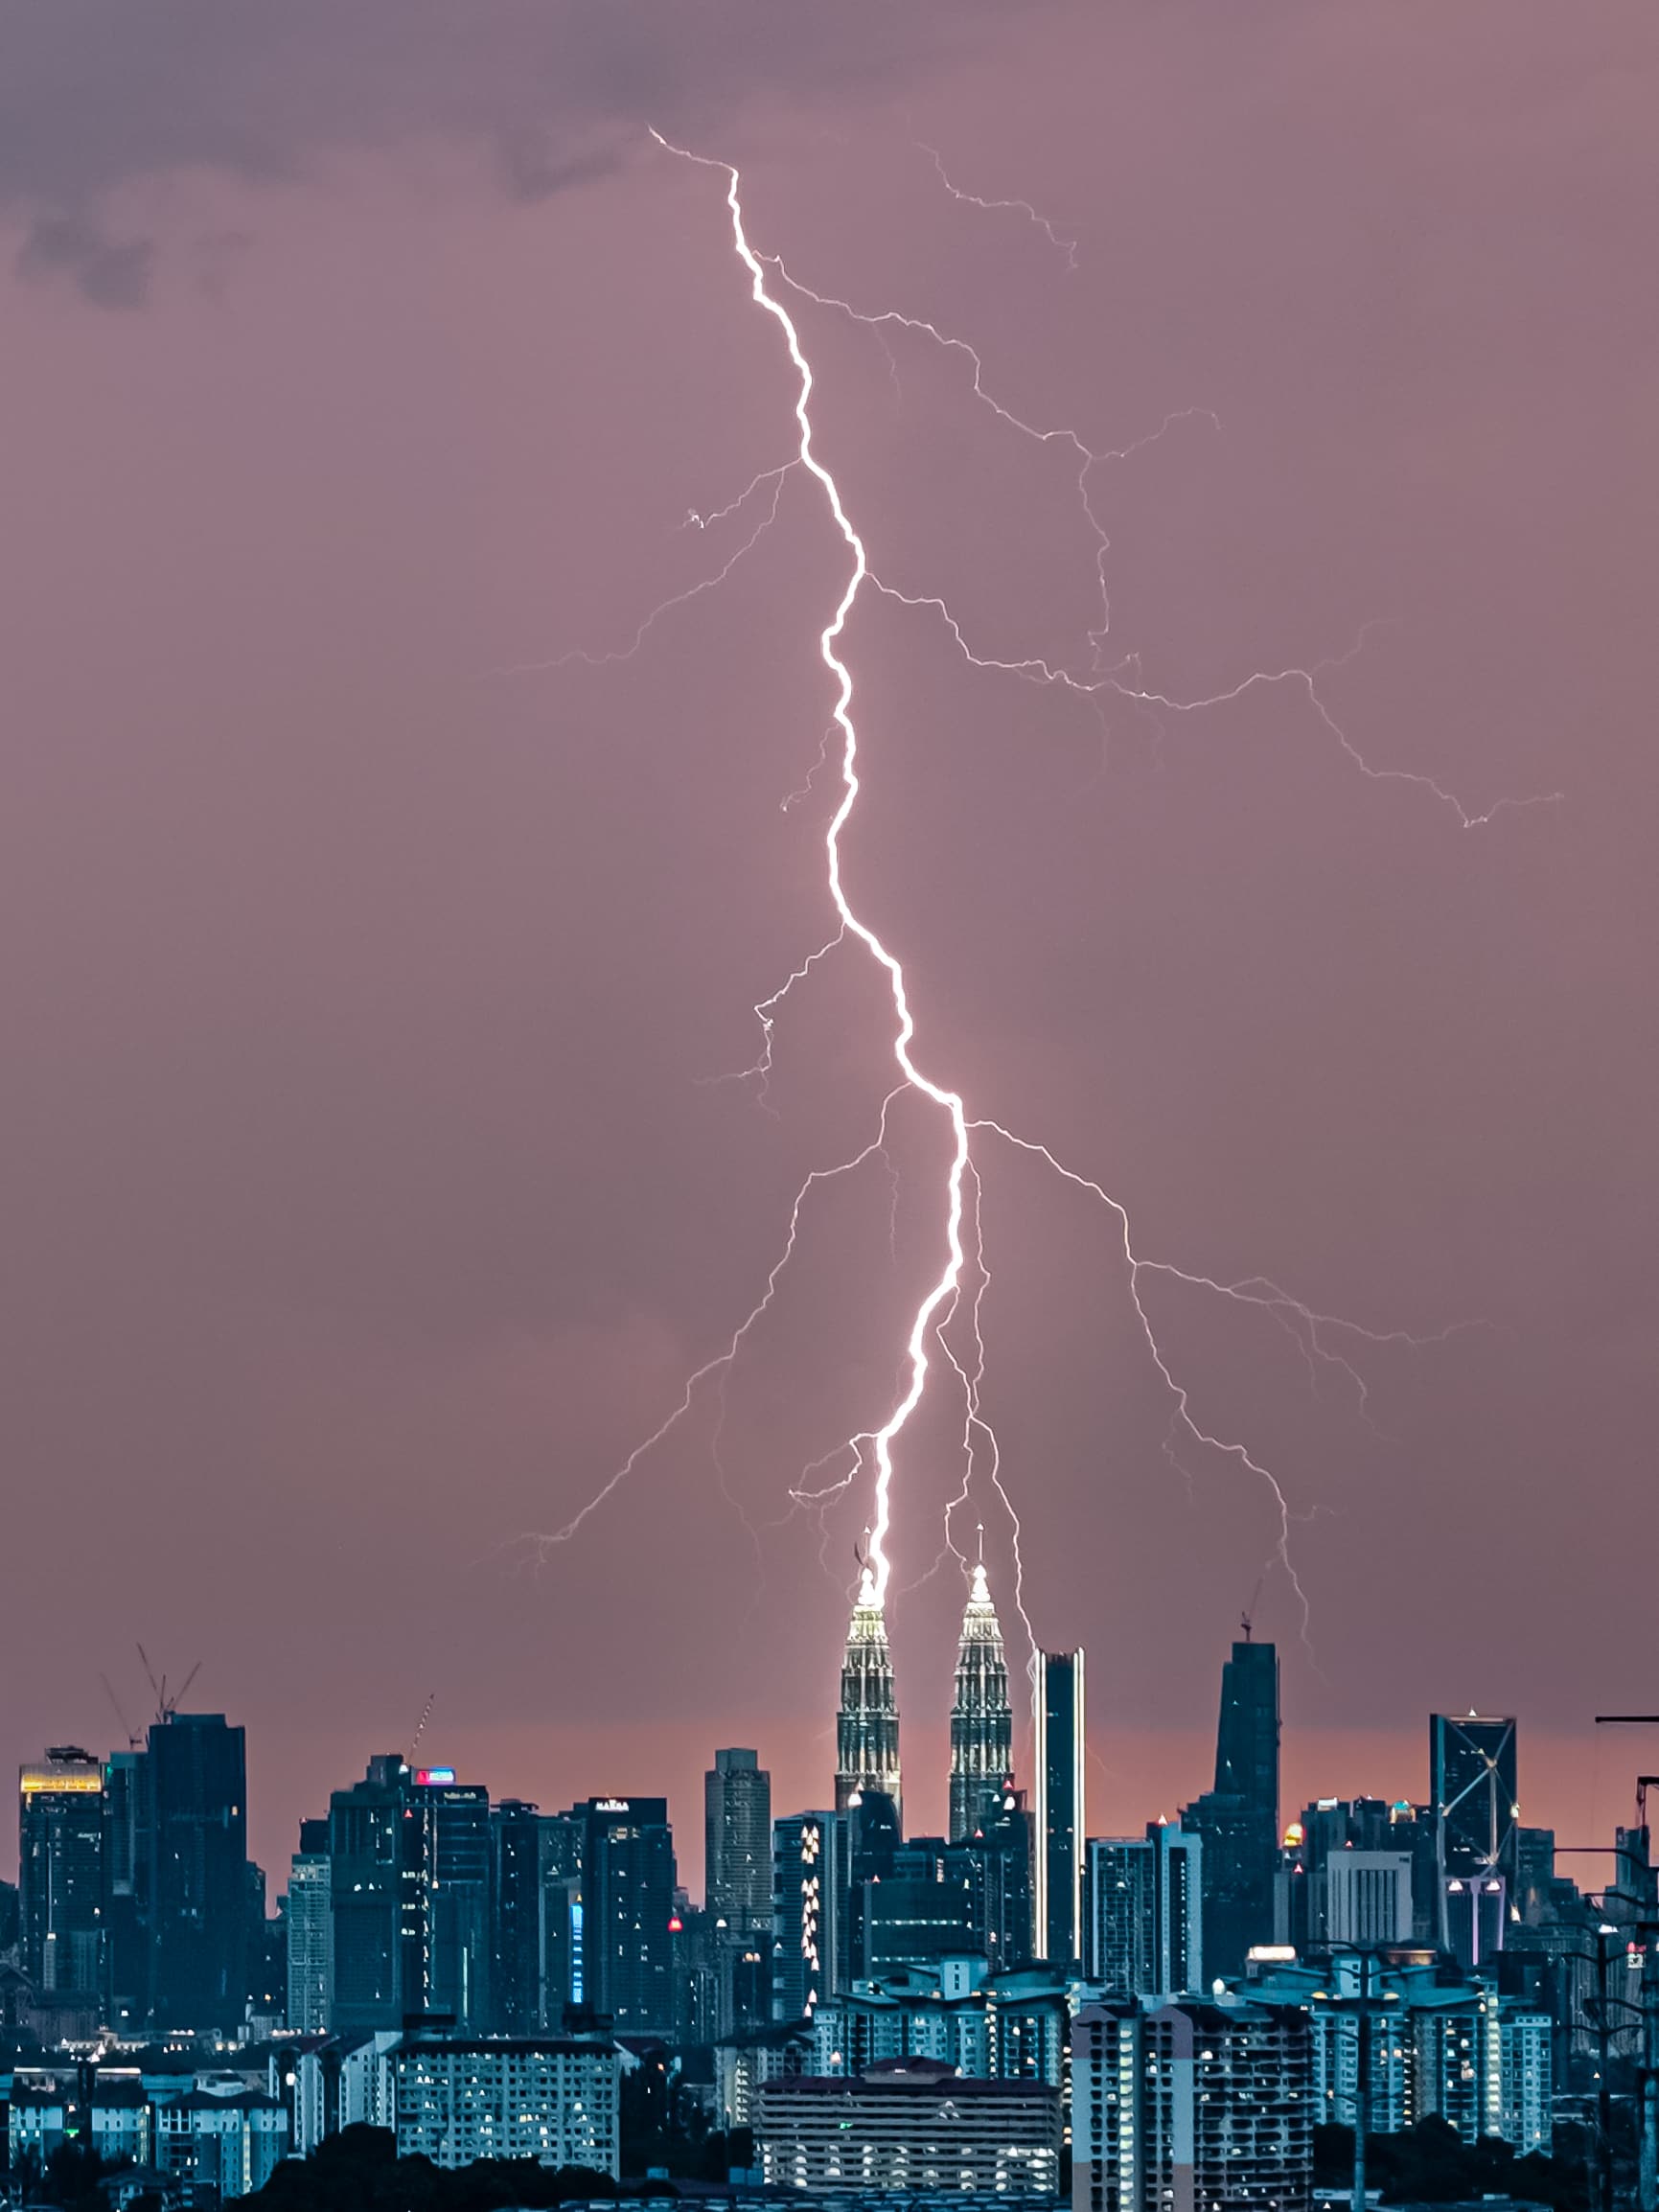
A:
[20,1770,103,1797]
[414,1767,456,1786]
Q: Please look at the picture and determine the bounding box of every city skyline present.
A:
[1,0,1653,1971]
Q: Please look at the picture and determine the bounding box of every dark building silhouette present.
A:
[1431,1712,1518,1965]
[967,1779,1034,1970]
[147,1714,249,2031]
[705,1749,772,2034]
[579,1795,676,2034]
[421,1773,492,2030]
[772,1808,850,2021]
[492,1798,543,2033]
[1181,1637,1280,1981]
[103,1748,150,2032]
[19,1747,106,2003]
[1033,1650,1085,1966]
[328,1754,427,2032]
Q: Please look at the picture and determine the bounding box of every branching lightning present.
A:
[918,139,1080,272]
[519,127,1528,1646]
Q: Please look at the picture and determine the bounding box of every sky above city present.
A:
[3,2,1655,1893]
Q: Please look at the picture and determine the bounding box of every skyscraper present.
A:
[147,1713,249,2031]
[286,1818,332,2034]
[836,1568,902,1823]
[1431,1713,1518,1965]
[706,1749,772,1937]
[1085,1821,1203,2000]
[328,1754,427,2032]
[421,1773,492,2030]
[491,1799,543,2034]
[949,1559,1014,1844]
[772,1810,849,2021]
[1180,1637,1279,1981]
[1033,1650,1085,1967]
[706,1748,772,2035]
[19,1747,106,2004]
[102,1748,150,2033]
[579,1796,677,2034]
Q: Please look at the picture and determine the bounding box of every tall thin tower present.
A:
[1033,1649,1086,1967]
[835,1566,902,1824]
[949,1549,1013,1842]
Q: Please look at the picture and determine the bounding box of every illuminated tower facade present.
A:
[949,1559,1014,1843]
[835,1568,902,1824]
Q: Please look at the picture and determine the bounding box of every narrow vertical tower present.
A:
[949,1550,1013,1842]
[835,1566,902,1823]
[1033,1648,1087,1967]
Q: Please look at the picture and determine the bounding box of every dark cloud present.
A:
[0,2,973,212]
[16,209,153,310]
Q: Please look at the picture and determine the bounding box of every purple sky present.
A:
[2,3,1655,1894]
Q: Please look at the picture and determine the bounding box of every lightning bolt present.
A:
[519,129,1517,1647]
[918,139,1080,272]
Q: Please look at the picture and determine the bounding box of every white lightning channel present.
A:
[764,261,1562,828]
[647,129,971,1602]
[919,140,1080,272]
[524,130,1491,1628]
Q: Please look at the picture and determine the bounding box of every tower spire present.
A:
[949,1552,1013,1842]
[835,1564,901,1823]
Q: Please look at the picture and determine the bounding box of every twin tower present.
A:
[833,1555,1013,1842]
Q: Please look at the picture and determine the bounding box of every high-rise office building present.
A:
[419,1773,492,2030]
[706,1749,772,1936]
[102,1748,150,2032]
[772,1810,849,2021]
[328,1755,428,2032]
[540,1811,586,2023]
[1086,1822,1203,1999]
[147,1713,249,2031]
[1180,1637,1279,1981]
[836,1569,902,1822]
[1431,1713,1518,1962]
[969,1781,1035,1969]
[287,1818,333,2034]
[579,1796,676,2034]
[949,1561,1014,1844]
[19,1747,106,2002]
[492,1799,543,2034]
[706,1749,772,2035]
[1033,1650,1085,1967]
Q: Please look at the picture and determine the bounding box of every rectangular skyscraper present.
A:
[19,1748,106,2006]
[328,1754,426,2032]
[1085,1822,1203,1999]
[286,1818,332,2033]
[147,1713,249,2032]
[579,1796,676,2034]
[1180,1637,1279,1981]
[706,1749,772,2035]
[1033,1650,1085,1968]
[705,1749,772,1936]
[772,1809,849,2020]
[1431,1713,1517,1965]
